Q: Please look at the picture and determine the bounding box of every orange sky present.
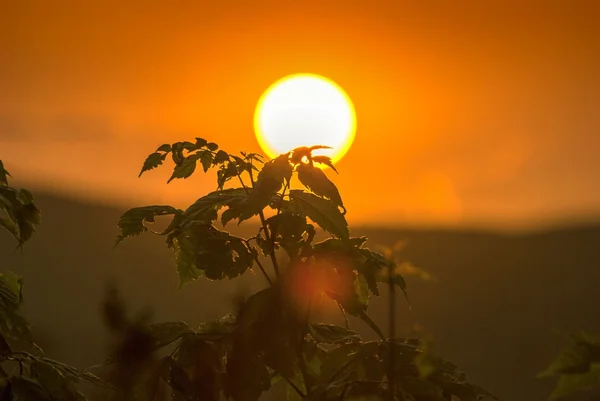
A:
[1,1,599,229]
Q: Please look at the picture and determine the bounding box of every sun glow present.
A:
[254,73,356,164]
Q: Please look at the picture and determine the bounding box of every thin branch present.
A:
[337,302,350,329]
[282,375,307,398]
[236,175,274,286]
[388,262,397,400]
[248,164,280,277]
[268,180,289,259]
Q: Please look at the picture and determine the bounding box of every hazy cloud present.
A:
[0,114,114,143]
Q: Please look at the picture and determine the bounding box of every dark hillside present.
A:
[1,192,599,400]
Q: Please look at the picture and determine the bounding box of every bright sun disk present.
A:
[254,73,356,165]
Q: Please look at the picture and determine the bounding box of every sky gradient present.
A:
[1,1,599,229]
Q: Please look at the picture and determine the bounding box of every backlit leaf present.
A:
[311,155,338,173]
[0,160,11,186]
[289,190,348,239]
[115,205,181,245]
[139,152,167,177]
[239,153,292,222]
[172,224,254,287]
[168,153,200,183]
[165,188,248,233]
[214,150,229,164]
[296,163,344,211]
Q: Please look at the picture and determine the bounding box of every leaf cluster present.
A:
[0,161,41,249]
[112,140,497,400]
[0,163,108,400]
[539,331,600,400]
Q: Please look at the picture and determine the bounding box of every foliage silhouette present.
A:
[113,139,497,401]
[539,332,600,400]
[0,161,109,400]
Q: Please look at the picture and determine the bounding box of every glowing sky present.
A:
[1,1,599,229]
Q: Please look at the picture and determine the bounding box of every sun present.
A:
[254,73,356,165]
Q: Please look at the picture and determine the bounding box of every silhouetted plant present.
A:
[0,161,109,400]
[539,331,600,400]
[112,139,497,401]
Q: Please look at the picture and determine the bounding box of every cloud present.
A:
[0,114,114,143]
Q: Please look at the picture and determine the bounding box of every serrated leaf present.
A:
[296,163,344,211]
[309,323,360,344]
[200,150,213,172]
[156,143,172,152]
[289,190,348,239]
[172,224,254,287]
[311,155,338,173]
[139,152,167,177]
[0,161,11,186]
[0,185,41,247]
[165,188,248,233]
[115,205,181,245]
[239,153,292,222]
[214,150,229,164]
[150,321,192,345]
[168,153,200,183]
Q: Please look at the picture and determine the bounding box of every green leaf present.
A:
[195,137,208,148]
[150,321,192,345]
[213,150,229,164]
[172,224,254,287]
[156,143,172,152]
[165,188,248,233]
[200,150,213,172]
[168,153,200,183]
[139,152,167,177]
[206,142,219,151]
[9,376,52,401]
[0,160,11,186]
[0,185,41,247]
[0,270,23,310]
[311,155,338,173]
[547,363,600,400]
[239,153,292,222]
[296,163,344,211]
[115,205,181,245]
[309,323,361,344]
[289,190,349,239]
[18,188,34,205]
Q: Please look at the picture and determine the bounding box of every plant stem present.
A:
[243,238,273,286]
[247,164,280,277]
[337,302,350,329]
[282,375,307,398]
[235,174,275,286]
[388,262,397,400]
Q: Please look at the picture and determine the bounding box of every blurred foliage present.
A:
[110,139,497,400]
[539,332,600,400]
[0,161,109,400]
